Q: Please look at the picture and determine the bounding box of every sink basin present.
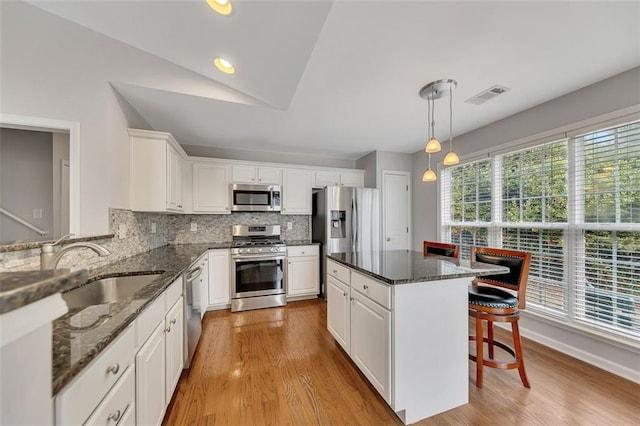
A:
[62,273,162,309]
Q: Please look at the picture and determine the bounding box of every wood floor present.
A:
[164,299,640,425]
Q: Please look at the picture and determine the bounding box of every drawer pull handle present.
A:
[106,364,120,375]
[170,318,177,325]
[107,409,121,422]
[363,285,369,290]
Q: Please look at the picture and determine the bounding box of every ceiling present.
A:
[28,0,640,160]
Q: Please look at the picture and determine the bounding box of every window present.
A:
[441,118,640,341]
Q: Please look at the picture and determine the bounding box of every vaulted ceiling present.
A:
[27,0,640,159]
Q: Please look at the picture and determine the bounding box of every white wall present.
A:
[0,2,254,234]
[0,128,53,242]
[411,66,640,382]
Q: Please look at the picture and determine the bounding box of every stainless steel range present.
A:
[230,225,287,312]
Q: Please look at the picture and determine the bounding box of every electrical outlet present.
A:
[32,208,43,219]
[190,222,198,232]
[287,222,293,230]
[118,223,127,239]
[151,222,156,234]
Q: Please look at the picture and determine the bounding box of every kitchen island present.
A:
[326,250,508,425]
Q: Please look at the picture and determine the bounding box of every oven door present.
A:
[231,255,287,298]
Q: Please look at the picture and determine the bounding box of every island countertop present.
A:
[327,250,509,285]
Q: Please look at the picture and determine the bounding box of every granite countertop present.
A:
[52,243,217,395]
[0,234,116,253]
[0,270,88,314]
[285,240,321,246]
[327,250,509,285]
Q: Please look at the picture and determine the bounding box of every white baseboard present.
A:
[517,326,640,384]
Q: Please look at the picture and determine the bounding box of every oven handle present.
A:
[232,254,286,261]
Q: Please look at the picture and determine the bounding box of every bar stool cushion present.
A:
[469,286,518,310]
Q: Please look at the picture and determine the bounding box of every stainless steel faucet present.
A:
[40,234,111,270]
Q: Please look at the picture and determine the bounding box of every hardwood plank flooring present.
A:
[164,299,640,425]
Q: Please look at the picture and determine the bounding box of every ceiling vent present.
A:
[465,85,511,105]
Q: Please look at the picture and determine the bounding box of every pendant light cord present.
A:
[449,85,453,150]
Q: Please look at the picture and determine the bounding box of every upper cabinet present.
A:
[314,170,364,188]
[192,162,230,214]
[232,165,282,185]
[282,169,312,215]
[130,129,187,212]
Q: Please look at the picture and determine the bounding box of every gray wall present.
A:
[411,66,640,382]
[0,128,54,242]
[183,144,357,169]
[355,151,376,188]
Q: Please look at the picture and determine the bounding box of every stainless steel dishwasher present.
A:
[183,262,203,369]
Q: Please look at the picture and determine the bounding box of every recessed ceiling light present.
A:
[206,0,232,16]
[214,57,235,74]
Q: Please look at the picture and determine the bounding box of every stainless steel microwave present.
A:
[230,184,281,212]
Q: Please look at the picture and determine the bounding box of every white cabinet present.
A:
[192,162,231,213]
[84,364,135,426]
[286,245,319,299]
[232,165,282,184]
[208,249,231,308]
[339,171,364,187]
[192,254,209,319]
[129,129,188,212]
[166,144,184,211]
[165,297,184,403]
[282,168,312,214]
[327,275,351,352]
[350,289,391,403]
[135,278,184,426]
[314,170,364,188]
[136,322,166,426]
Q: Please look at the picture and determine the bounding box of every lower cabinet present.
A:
[326,276,350,352]
[165,297,184,402]
[136,322,166,426]
[350,290,391,403]
[286,245,319,299]
[208,249,231,308]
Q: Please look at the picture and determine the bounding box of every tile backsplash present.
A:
[0,209,311,272]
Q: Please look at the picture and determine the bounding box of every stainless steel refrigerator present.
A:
[312,186,380,295]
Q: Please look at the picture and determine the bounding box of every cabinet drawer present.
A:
[55,324,135,425]
[327,259,350,285]
[85,364,135,426]
[136,293,166,348]
[165,276,183,310]
[351,272,391,309]
[287,245,319,258]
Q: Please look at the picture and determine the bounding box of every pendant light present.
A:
[419,79,459,181]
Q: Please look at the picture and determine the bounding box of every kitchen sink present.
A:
[62,273,162,309]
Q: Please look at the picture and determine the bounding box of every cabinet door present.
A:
[327,276,350,353]
[208,250,230,306]
[166,145,184,211]
[315,170,340,187]
[136,322,166,426]
[287,255,319,296]
[257,167,282,184]
[340,172,364,187]
[282,169,312,214]
[165,297,184,403]
[231,165,257,183]
[193,163,230,213]
[351,292,391,403]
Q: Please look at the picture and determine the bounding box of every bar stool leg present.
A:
[475,316,484,388]
[511,321,530,388]
[487,320,494,359]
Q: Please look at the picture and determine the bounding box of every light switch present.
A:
[287,222,293,230]
[118,224,127,239]
[151,222,156,234]
[32,208,43,219]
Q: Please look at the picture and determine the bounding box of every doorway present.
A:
[382,170,411,250]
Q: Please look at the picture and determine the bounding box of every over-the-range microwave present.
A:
[230,184,281,212]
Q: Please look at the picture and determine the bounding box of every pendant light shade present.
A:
[443,151,460,166]
[419,79,458,182]
[422,168,437,182]
[425,137,441,153]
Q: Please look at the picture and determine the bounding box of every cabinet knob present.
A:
[301,251,305,255]
[170,318,177,325]
[107,410,121,422]
[343,292,347,297]
[106,364,120,375]
[386,237,391,242]
[165,326,172,333]
[288,261,291,265]
[350,297,354,301]
[333,270,337,274]
[363,285,368,290]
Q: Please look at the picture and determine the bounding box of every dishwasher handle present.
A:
[186,266,203,283]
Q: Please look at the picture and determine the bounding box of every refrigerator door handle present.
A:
[351,195,358,251]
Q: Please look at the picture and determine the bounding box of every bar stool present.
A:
[423,241,460,258]
[468,246,532,388]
